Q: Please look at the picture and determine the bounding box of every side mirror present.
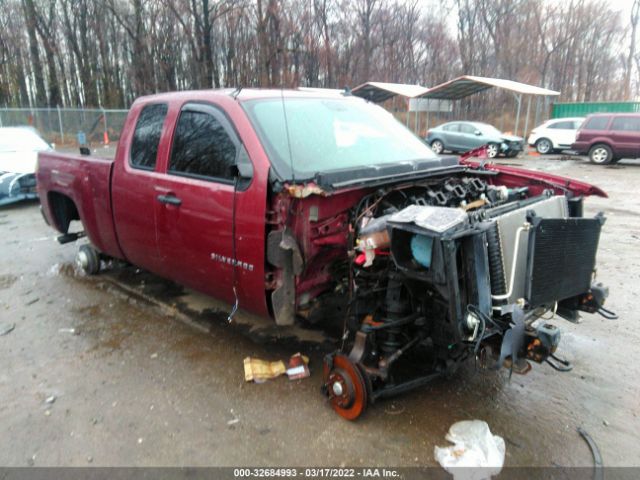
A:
[233,145,254,190]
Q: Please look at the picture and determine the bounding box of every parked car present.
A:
[0,126,52,206]
[426,121,524,158]
[527,117,585,154]
[37,89,611,420]
[572,113,640,164]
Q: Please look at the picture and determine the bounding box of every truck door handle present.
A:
[157,194,182,206]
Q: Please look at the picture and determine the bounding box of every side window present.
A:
[611,117,640,132]
[549,121,573,129]
[459,124,476,134]
[583,116,610,131]
[443,123,459,132]
[169,108,237,181]
[573,120,584,129]
[130,103,168,170]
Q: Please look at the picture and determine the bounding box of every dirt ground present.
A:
[1,153,639,468]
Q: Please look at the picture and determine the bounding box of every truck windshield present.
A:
[243,97,438,180]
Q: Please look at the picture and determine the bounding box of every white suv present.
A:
[527,117,585,154]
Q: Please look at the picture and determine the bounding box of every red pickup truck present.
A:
[37,89,613,419]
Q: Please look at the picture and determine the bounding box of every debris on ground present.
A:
[244,353,311,382]
[0,322,16,336]
[434,420,505,480]
[58,328,77,334]
[577,426,604,479]
[25,298,39,306]
[243,357,286,382]
[286,353,310,380]
[45,395,56,404]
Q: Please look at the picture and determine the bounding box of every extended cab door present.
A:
[153,103,246,305]
[112,102,169,273]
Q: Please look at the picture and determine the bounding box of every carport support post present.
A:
[57,105,64,144]
[406,100,410,128]
[513,93,522,136]
[523,95,532,140]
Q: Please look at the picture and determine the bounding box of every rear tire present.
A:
[589,144,613,165]
[76,244,101,275]
[430,139,444,154]
[535,138,553,155]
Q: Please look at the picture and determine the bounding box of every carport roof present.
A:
[351,81,429,103]
[416,75,560,100]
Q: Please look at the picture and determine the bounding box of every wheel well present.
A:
[48,192,80,234]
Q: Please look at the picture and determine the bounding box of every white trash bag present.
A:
[434,420,505,480]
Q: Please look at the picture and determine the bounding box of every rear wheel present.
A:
[535,138,553,154]
[430,139,444,154]
[76,244,101,275]
[589,144,613,165]
[487,143,499,158]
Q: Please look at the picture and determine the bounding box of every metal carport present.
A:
[351,82,429,103]
[415,75,560,137]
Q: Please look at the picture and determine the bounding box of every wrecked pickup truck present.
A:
[37,89,613,419]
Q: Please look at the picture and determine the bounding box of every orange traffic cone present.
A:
[103,130,110,146]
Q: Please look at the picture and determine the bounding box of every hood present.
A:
[0,150,39,174]
[500,134,523,142]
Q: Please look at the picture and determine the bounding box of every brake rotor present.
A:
[323,353,368,420]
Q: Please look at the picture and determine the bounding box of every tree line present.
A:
[0,0,638,109]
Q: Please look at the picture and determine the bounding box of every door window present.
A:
[611,117,640,132]
[583,116,610,130]
[169,108,237,181]
[130,103,168,170]
[459,124,477,134]
[443,123,460,132]
[549,120,574,129]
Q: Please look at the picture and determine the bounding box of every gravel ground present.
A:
[0,153,639,468]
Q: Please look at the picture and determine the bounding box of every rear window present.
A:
[130,103,168,170]
[611,116,640,132]
[583,116,610,131]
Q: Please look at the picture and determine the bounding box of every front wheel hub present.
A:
[323,353,368,420]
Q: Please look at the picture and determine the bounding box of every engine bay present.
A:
[314,170,612,419]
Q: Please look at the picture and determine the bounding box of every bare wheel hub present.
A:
[327,368,355,409]
[323,353,368,420]
[76,250,89,270]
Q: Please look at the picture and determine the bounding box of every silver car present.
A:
[426,121,524,158]
[0,127,52,206]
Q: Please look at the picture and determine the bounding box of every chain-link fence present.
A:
[0,107,129,147]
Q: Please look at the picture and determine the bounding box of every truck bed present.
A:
[37,151,123,259]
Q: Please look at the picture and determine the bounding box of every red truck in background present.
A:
[37,89,613,420]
